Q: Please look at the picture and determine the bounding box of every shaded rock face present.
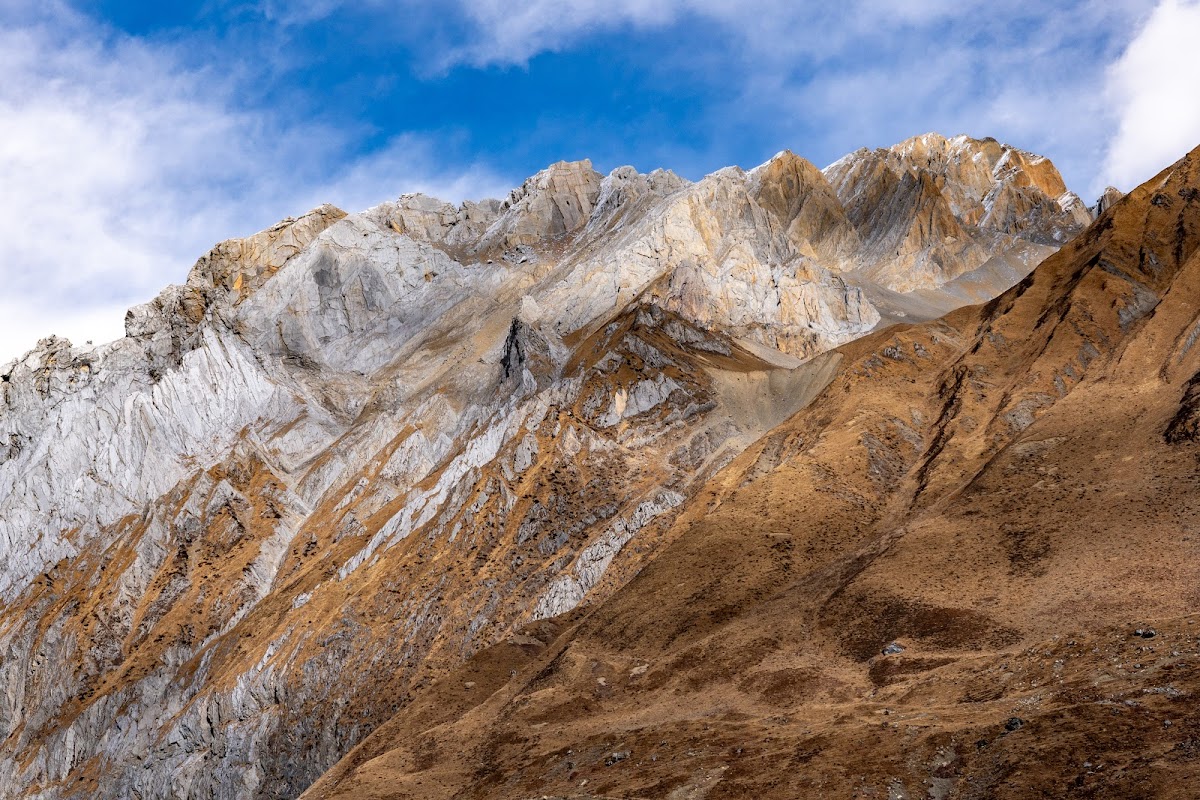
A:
[0,134,1088,799]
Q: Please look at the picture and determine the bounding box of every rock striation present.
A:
[824,132,1091,293]
[0,134,1093,799]
[1091,184,1126,217]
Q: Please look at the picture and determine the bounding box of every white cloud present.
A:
[1100,0,1200,192]
[454,0,912,67]
[443,0,686,66]
[441,0,1119,70]
[0,4,508,365]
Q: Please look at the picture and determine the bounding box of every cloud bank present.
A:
[1102,0,1200,191]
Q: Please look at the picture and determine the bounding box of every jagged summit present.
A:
[747,149,860,263]
[0,133,1102,799]
[4,134,1088,376]
[823,132,1091,292]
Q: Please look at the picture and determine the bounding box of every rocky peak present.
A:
[104,204,350,375]
[990,144,1069,198]
[475,159,604,253]
[588,165,689,232]
[822,133,1091,290]
[878,133,1008,216]
[831,133,1072,222]
[187,203,347,305]
[1091,185,1125,216]
[747,150,860,264]
[366,193,503,257]
[369,163,685,265]
[0,335,97,412]
[123,283,207,376]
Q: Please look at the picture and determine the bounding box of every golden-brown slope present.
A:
[304,147,1200,800]
[0,304,836,798]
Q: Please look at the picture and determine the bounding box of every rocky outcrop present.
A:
[480,159,604,250]
[824,133,1091,291]
[189,203,348,304]
[367,193,502,256]
[1092,184,1125,217]
[748,149,860,264]
[0,133,1092,799]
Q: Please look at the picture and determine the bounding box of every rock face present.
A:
[824,133,1091,293]
[306,146,1200,800]
[1092,184,1125,216]
[0,134,1090,799]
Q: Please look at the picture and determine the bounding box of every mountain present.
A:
[0,134,1093,799]
[304,147,1200,799]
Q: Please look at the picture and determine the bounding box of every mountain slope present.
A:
[304,148,1200,799]
[0,135,1089,799]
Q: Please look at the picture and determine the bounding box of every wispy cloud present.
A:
[1100,0,1200,192]
[436,0,1134,70]
[442,0,684,67]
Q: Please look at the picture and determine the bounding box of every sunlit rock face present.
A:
[824,132,1091,292]
[0,134,1090,799]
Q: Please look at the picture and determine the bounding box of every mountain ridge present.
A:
[0,133,1123,799]
[303,142,1200,800]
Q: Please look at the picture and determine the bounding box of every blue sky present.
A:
[2,0,1199,361]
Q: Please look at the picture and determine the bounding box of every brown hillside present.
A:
[304,147,1200,800]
